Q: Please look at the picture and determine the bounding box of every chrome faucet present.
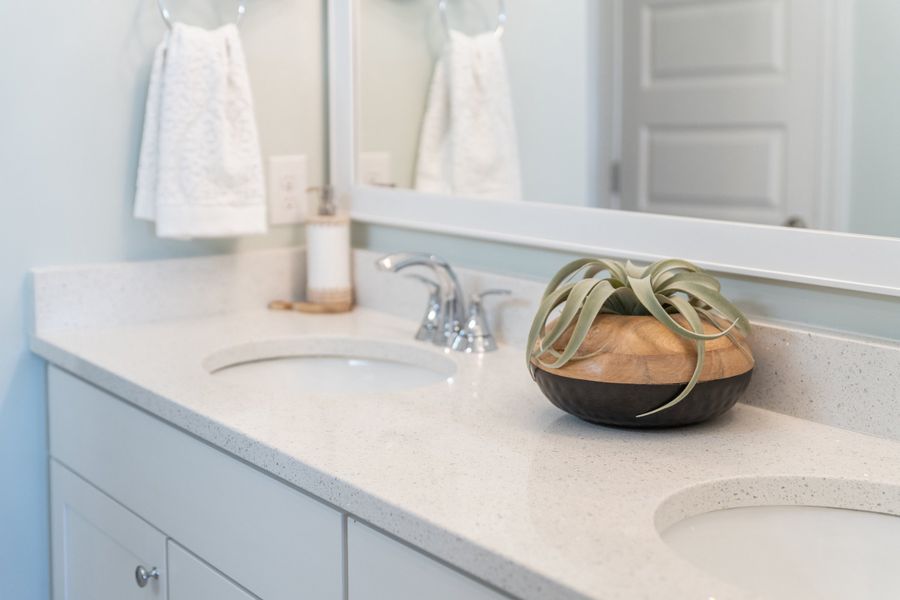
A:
[451,289,511,353]
[403,274,443,342]
[376,253,467,347]
[376,253,509,352]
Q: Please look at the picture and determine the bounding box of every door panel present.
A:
[347,519,507,600]
[168,542,258,600]
[648,0,785,80]
[643,126,784,220]
[621,0,825,227]
[51,461,167,600]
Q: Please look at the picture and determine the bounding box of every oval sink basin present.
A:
[205,337,456,395]
[662,505,900,600]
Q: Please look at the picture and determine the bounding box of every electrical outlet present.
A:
[358,152,393,186]
[268,155,309,225]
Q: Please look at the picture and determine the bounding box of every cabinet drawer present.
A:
[168,541,258,600]
[51,461,167,600]
[49,367,343,600]
[347,519,509,600]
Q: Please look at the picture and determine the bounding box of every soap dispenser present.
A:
[269,186,354,314]
[303,186,354,313]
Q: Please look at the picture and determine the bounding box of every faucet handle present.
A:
[405,275,443,342]
[472,289,512,304]
[452,289,512,353]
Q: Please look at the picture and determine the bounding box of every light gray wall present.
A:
[0,1,324,597]
[358,0,435,188]
[849,0,900,237]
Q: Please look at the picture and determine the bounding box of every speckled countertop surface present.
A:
[31,308,900,600]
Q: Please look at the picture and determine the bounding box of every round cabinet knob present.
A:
[135,565,160,588]
[783,215,808,228]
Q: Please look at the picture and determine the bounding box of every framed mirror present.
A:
[329,0,900,297]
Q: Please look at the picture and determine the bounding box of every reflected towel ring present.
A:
[157,0,247,29]
[438,0,508,39]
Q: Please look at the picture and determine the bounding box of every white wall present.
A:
[0,1,325,598]
[358,0,605,206]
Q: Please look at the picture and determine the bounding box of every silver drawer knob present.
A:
[135,565,160,588]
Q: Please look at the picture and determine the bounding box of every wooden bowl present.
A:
[531,314,754,428]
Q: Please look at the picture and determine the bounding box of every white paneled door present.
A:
[620,0,827,227]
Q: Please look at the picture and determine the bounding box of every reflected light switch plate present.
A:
[268,155,308,225]
[358,152,393,186]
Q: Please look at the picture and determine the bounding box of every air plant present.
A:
[527,258,751,418]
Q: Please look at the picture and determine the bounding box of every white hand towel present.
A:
[134,24,267,239]
[415,30,523,201]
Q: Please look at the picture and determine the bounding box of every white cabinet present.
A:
[50,462,167,600]
[48,367,343,600]
[168,542,257,600]
[347,519,508,600]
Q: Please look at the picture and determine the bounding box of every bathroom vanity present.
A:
[32,249,900,600]
[48,367,504,600]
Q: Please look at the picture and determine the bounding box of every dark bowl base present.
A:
[534,368,754,428]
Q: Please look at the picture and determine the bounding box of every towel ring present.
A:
[438,0,508,39]
[157,0,247,29]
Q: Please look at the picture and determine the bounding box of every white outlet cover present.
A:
[358,152,393,186]
[268,155,308,225]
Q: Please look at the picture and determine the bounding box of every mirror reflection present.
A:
[357,0,900,238]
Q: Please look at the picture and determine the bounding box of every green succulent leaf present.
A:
[695,306,755,366]
[624,260,646,279]
[526,281,578,374]
[635,294,706,418]
[646,258,703,286]
[541,258,597,296]
[541,258,627,298]
[662,281,750,336]
[656,271,721,294]
[628,276,737,342]
[584,260,628,284]
[537,281,619,369]
[536,279,602,357]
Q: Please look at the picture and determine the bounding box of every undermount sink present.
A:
[662,505,900,600]
[204,337,457,395]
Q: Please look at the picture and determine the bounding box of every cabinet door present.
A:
[348,519,508,600]
[51,461,167,600]
[168,541,258,600]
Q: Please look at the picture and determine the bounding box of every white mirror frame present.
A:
[328,0,900,298]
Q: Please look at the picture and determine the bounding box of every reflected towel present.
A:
[415,30,523,201]
[134,24,267,239]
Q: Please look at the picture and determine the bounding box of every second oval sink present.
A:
[205,337,457,395]
[662,504,900,600]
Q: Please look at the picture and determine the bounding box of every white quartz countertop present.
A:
[32,308,900,600]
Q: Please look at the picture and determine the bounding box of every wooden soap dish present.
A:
[268,300,354,315]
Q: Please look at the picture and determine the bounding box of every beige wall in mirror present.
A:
[356,0,900,239]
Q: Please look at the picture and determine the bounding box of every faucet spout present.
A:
[376,252,466,347]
